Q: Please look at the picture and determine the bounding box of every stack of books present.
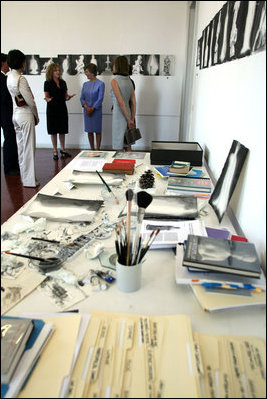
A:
[1,316,54,398]
[102,159,135,175]
[183,234,262,278]
[168,160,190,174]
[166,176,212,198]
[154,165,204,179]
[1,318,34,385]
[175,233,266,312]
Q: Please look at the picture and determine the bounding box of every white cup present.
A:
[116,261,142,292]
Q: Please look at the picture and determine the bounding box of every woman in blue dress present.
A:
[110,56,136,151]
[80,63,105,150]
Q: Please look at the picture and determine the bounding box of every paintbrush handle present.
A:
[131,210,144,265]
[5,251,47,262]
[139,229,160,262]
[96,170,111,192]
[31,237,60,244]
[126,201,132,265]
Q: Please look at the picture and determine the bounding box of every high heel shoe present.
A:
[53,152,59,160]
[60,150,72,158]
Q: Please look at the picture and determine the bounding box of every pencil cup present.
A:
[116,261,142,292]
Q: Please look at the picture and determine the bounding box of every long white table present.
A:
[2,151,266,338]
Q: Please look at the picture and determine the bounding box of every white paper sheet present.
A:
[140,219,207,248]
[66,159,106,171]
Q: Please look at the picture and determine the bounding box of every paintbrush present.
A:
[125,189,134,265]
[131,191,153,265]
[135,229,154,265]
[96,170,119,204]
[5,251,61,264]
[138,228,160,262]
[31,237,60,243]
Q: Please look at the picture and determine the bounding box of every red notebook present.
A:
[102,162,135,175]
[113,159,136,164]
[231,235,248,242]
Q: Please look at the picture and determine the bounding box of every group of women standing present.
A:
[80,56,136,151]
[6,50,136,188]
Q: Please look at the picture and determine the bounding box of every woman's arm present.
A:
[19,76,39,124]
[111,79,135,128]
[44,91,52,102]
[65,92,75,101]
[129,88,136,123]
[93,81,105,109]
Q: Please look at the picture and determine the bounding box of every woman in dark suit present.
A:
[44,63,75,160]
[1,53,19,175]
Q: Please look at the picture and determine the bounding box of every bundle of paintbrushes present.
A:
[115,189,160,265]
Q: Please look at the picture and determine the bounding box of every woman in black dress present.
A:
[44,63,75,160]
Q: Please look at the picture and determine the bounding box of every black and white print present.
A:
[197,0,266,69]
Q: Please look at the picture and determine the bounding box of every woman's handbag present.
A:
[15,76,27,107]
[124,128,142,145]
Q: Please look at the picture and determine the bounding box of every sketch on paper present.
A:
[40,57,57,74]
[144,54,160,75]
[58,54,71,75]
[130,54,144,75]
[1,257,25,279]
[98,54,119,75]
[160,55,175,76]
[38,277,87,310]
[1,270,46,315]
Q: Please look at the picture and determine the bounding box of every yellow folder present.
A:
[18,314,81,398]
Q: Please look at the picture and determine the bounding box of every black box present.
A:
[150,141,203,166]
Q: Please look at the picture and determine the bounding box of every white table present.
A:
[2,151,266,338]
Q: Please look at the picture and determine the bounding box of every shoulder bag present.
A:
[15,76,27,107]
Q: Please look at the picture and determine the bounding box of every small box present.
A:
[150,141,203,166]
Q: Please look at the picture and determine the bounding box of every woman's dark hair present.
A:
[7,49,26,69]
[85,63,98,76]
[113,56,129,76]
[1,53,8,63]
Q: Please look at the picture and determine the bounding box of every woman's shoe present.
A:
[60,150,72,158]
[53,153,59,160]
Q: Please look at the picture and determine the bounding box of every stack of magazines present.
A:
[166,176,212,198]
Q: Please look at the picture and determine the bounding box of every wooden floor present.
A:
[1,148,80,224]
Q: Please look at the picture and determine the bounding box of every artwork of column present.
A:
[197,0,266,69]
[25,55,40,75]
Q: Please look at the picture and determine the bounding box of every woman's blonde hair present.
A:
[46,63,61,81]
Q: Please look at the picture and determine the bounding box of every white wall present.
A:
[1,0,188,150]
[191,1,266,269]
